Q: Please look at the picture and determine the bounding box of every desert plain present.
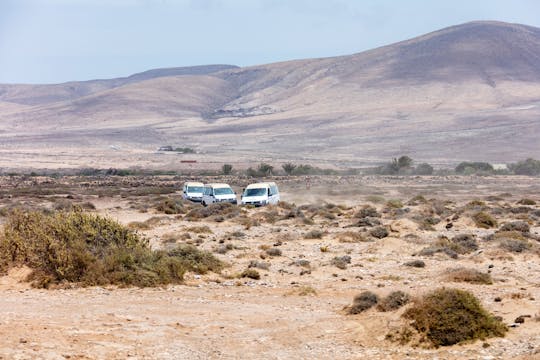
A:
[0,174,538,359]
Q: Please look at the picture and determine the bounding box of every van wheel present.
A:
[202,201,207,207]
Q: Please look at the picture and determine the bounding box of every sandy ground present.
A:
[0,175,539,359]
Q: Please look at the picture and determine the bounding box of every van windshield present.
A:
[244,188,267,197]
[214,187,234,195]
[187,186,203,193]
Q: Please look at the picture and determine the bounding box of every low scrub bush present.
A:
[346,291,379,314]
[377,291,410,311]
[402,288,507,347]
[499,221,530,233]
[0,210,222,288]
[304,229,324,239]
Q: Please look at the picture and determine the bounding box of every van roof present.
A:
[185,182,204,186]
[205,183,232,188]
[245,182,277,189]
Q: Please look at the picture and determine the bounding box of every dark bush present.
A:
[499,238,531,253]
[402,288,507,347]
[347,291,379,314]
[185,202,239,221]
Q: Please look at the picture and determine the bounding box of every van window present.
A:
[214,187,234,195]
[204,187,211,195]
[244,188,266,197]
[188,186,203,193]
[270,185,278,195]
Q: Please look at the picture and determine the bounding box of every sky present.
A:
[1,0,540,84]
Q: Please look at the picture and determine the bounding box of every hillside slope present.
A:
[1,21,540,169]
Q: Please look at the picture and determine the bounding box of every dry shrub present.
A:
[354,206,380,219]
[295,285,317,296]
[420,234,477,258]
[404,260,425,268]
[0,210,222,288]
[499,221,530,233]
[517,198,536,205]
[370,226,389,239]
[304,229,324,239]
[472,211,497,229]
[346,291,379,314]
[240,268,260,280]
[499,238,531,253]
[265,248,282,257]
[331,255,351,269]
[386,199,404,209]
[402,288,507,347]
[155,198,185,214]
[185,225,213,234]
[185,202,240,222]
[377,291,410,311]
[445,268,493,285]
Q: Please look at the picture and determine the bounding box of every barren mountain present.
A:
[1,21,540,170]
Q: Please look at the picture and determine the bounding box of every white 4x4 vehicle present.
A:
[201,183,237,206]
[182,182,204,202]
[241,182,279,206]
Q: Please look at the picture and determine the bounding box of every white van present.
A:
[201,183,237,206]
[241,182,280,206]
[182,182,204,202]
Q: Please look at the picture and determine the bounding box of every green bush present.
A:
[0,210,222,288]
[402,288,507,347]
[222,164,233,175]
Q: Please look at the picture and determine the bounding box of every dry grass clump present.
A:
[377,291,410,312]
[445,268,493,285]
[401,288,507,347]
[472,211,497,229]
[0,210,222,288]
[346,291,379,314]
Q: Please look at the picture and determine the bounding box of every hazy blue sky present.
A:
[1,0,539,84]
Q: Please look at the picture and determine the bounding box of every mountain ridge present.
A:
[1,21,540,169]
